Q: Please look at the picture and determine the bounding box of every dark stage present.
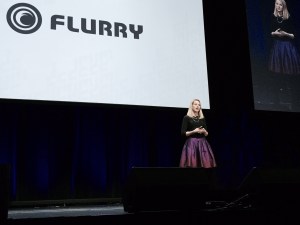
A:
[4,167,300,225]
[6,200,298,225]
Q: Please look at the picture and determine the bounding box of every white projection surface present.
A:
[0,0,210,108]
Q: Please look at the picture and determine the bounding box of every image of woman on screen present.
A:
[179,99,216,168]
[268,0,300,109]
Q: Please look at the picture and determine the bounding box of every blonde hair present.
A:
[187,99,204,119]
[273,0,290,20]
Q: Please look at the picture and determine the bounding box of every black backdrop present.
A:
[0,0,300,203]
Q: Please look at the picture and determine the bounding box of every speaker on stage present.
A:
[0,164,10,223]
[238,167,300,210]
[122,167,217,213]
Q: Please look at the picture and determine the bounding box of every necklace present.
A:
[277,16,283,23]
[192,116,200,122]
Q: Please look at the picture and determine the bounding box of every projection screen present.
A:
[0,0,210,109]
[245,0,300,112]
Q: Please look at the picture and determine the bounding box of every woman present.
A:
[179,99,216,168]
[268,0,300,108]
[268,0,300,75]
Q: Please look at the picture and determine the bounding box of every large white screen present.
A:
[0,0,210,108]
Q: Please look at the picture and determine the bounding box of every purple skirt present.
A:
[268,40,300,75]
[179,137,217,168]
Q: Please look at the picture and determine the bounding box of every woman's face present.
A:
[275,0,283,14]
[192,100,201,114]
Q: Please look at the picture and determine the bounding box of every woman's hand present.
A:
[272,29,294,39]
[193,127,208,136]
[194,127,203,134]
[200,127,208,136]
[279,30,294,39]
[271,28,282,37]
[186,127,208,136]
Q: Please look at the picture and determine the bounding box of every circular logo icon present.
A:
[7,3,42,34]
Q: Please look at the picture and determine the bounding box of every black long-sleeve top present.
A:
[181,115,207,138]
[270,14,296,40]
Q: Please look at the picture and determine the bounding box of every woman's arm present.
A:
[185,127,204,137]
[271,29,294,39]
[279,30,294,39]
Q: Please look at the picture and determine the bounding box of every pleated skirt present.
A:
[179,137,217,168]
[268,39,300,75]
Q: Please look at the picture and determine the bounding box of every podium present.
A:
[122,167,217,213]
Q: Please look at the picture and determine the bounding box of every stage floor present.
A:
[8,203,126,220]
[6,202,296,225]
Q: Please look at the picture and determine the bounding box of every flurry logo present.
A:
[6,3,143,39]
[7,3,42,34]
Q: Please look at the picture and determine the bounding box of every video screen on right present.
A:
[245,0,300,112]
